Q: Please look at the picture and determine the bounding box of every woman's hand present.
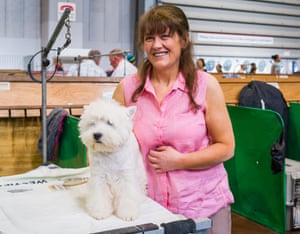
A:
[148,146,182,173]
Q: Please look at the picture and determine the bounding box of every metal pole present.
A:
[41,53,48,165]
[40,8,71,165]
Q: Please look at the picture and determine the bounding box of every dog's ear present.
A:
[127,106,137,120]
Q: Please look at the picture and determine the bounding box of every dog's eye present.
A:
[107,120,113,126]
[88,121,96,126]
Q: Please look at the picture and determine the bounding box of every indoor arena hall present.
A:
[0,0,300,233]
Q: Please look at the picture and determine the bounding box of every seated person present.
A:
[271,54,281,75]
[196,58,207,72]
[249,63,257,74]
[216,63,223,73]
[67,49,106,77]
[109,49,137,77]
[238,64,247,73]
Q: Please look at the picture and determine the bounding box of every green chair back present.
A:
[287,102,300,161]
[54,115,87,168]
[225,105,286,233]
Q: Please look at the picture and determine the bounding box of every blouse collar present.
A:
[144,71,187,94]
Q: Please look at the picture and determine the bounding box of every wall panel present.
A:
[0,0,5,37]
[24,0,40,38]
[0,0,135,71]
[89,0,105,41]
[6,0,24,37]
[159,0,300,73]
[0,0,298,73]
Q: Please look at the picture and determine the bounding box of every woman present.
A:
[113,5,234,234]
[271,54,281,75]
[249,62,257,74]
[196,58,207,71]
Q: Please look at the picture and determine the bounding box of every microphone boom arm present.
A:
[43,8,71,59]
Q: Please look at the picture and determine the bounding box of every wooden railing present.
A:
[213,73,300,105]
[0,72,121,117]
[0,70,299,176]
[1,71,299,117]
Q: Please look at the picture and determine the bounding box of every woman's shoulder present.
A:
[123,73,139,82]
[195,70,215,87]
[120,73,141,105]
[122,73,140,89]
[194,70,222,101]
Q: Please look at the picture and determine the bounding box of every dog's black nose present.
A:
[93,133,102,141]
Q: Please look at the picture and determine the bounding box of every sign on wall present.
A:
[197,33,274,45]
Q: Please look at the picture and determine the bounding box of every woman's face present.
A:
[143,28,184,71]
[197,60,204,70]
[276,56,281,63]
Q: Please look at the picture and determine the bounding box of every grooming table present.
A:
[0,164,211,234]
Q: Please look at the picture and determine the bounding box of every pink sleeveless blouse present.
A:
[122,70,234,218]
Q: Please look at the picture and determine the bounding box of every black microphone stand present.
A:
[40,8,71,165]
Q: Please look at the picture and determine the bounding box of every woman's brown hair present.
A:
[132,5,199,110]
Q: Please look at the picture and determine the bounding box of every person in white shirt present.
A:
[238,64,247,74]
[109,49,137,77]
[67,49,106,77]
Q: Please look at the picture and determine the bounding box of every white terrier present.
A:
[78,98,146,221]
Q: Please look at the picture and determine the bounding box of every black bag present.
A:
[239,80,288,174]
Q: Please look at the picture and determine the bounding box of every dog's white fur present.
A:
[79,98,146,221]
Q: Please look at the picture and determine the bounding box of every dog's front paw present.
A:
[87,198,113,220]
[88,204,113,220]
[89,210,111,220]
[116,200,138,221]
[116,209,138,221]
